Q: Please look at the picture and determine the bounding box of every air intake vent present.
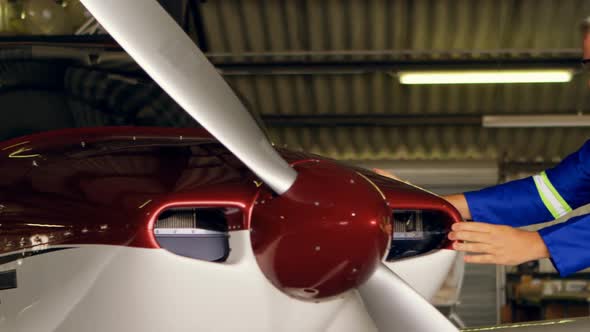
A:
[386,210,452,261]
[156,209,196,229]
[153,208,231,262]
[155,208,228,231]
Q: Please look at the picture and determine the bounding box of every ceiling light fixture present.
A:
[482,114,590,128]
[399,69,573,85]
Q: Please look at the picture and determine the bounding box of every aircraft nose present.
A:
[250,160,390,300]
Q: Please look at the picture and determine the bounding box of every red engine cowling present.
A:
[250,160,391,300]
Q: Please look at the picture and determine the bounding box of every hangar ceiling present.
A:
[189,0,590,163]
[1,0,589,164]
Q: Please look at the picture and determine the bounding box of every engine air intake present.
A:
[386,209,452,261]
[153,208,231,262]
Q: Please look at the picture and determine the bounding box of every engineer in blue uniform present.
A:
[445,18,590,276]
[445,140,590,276]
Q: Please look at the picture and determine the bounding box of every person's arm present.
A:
[538,213,590,276]
[446,140,590,269]
[443,194,471,220]
[456,140,590,227]
[372,168,401,180]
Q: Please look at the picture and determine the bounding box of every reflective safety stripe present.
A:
[533,171,572,219]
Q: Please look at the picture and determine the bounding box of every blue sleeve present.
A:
[464,177,553,226]
[464,139,590,226]
[539,214,590,277]
[545,140,590,210]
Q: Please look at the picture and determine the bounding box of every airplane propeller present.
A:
[78,0,296,195]
[79,1,458,331]
[359,265,458,331]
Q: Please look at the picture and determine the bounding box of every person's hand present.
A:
[448,222,550,266]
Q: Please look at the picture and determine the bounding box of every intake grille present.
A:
[156,209,196,229]
[155,208,227,232]
[153,207,231,262]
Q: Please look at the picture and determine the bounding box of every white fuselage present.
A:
[0,231,456,332]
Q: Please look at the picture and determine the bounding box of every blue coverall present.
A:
[465,140,590,276]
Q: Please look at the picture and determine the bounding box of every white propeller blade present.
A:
[80,0,297,194]
[359,264,459,332]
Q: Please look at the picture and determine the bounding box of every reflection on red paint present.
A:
[250,160,390,300]
[0,127,256,254]
[0,127,461,301]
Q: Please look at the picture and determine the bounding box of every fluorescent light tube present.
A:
[399,70,573,85]
[483,115,590,128]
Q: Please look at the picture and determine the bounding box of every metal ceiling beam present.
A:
[262,112,590,127]
[262,114,481,127]
[0,41,581,76]
[208,48,580,58]
[483,115,590,127]
[216,57,582,76]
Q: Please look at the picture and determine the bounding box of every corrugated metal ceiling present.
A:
[198,0,587,58]
[224,74,589,116]
[183,0,590,162]
[3,0,590,164]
